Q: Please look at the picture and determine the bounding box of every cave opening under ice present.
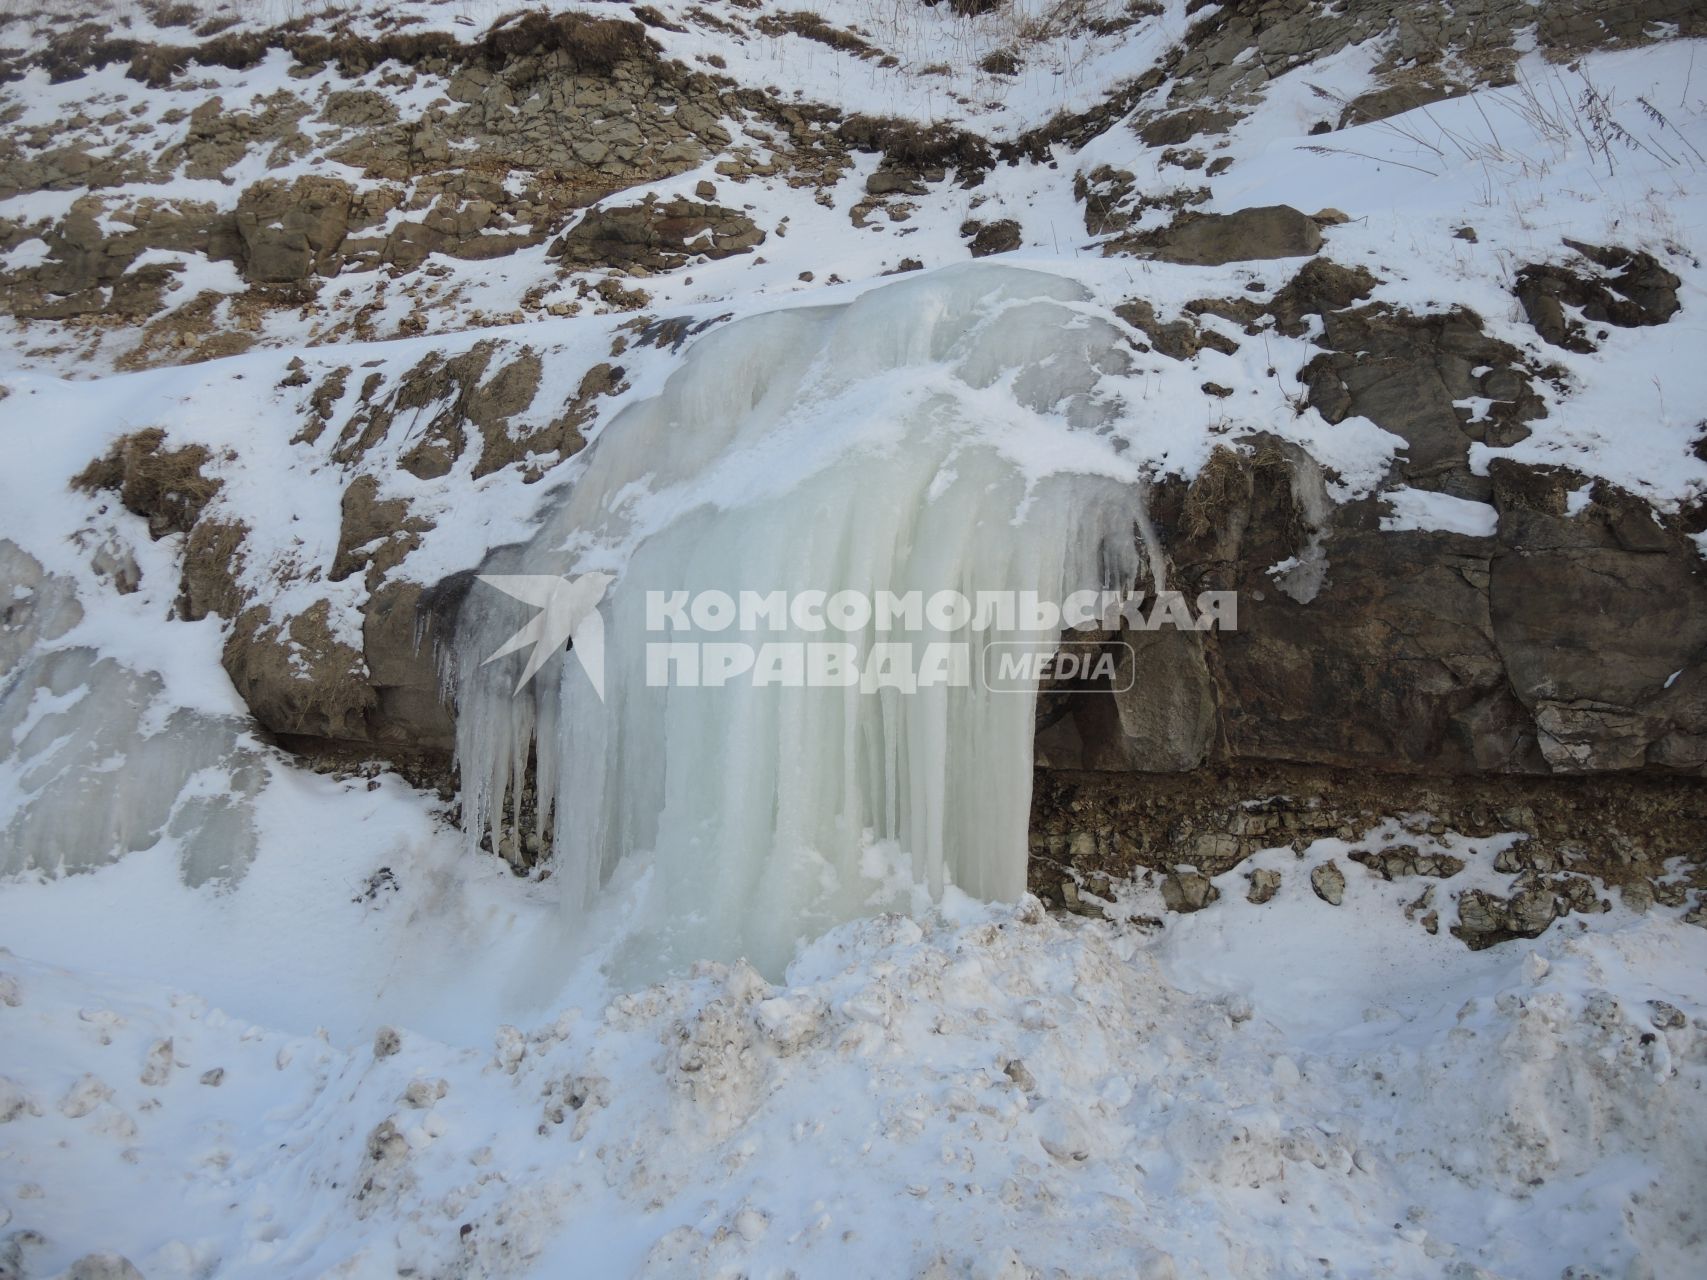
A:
[453,264,1156,977]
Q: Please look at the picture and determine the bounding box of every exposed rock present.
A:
[0,1076,28,1123]
[1350,847,1466,880]
[1266,258,1377,338]
[1310,860,1346,905]
[0,194,223,321]
[332,341,547,478]
[330,476,429,585]
[139,1037,173,1086]
[479,359,622,480]
[179,518,249,622]
[1035,623,1216,772]
[162,93,311,182]
[866,169,926,197]
[0,7,748,345]
[222,601,376,743]
[1120,206,1323,266]
[232,175,361,283]
[1113,298,1239,361]
[1075,166,1138,235]
[73,428,222,539]
[1648,999,1686,1030]
[1515,240,1683,353]
[1487,462,1707,772]
[1335,79,1469,129]
[962,218,1022,258]
[1031,755,1707,927]
[362,579,459,756]
[552,197,764,272]
[1299,303,1549,497]
[1161,871,1220,913]
[1452,873,1609,949]
[1246,867,1282,904]
[836,115,993,182]
[67,1255,145,1280]
[1136,107,1240,148]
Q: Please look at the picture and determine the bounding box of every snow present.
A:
[2,861,1704,1279]
[0,8,1705,1278]
[1380,487,1501,537]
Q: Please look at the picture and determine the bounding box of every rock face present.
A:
[19,0,1706,927]
[1041,440,1707,781]
[1038,245,1707,785]
[1514,241,1682,353]
[552,198,765,272]
[0,10,762,358]
[1488,463,1707,772]
[1297,304,1548,500]
[1123,205,1324,266]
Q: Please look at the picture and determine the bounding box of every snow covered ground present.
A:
[3,837,1706,1278]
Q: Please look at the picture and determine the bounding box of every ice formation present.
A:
[454,265,1151,973]
[0,540,264,885]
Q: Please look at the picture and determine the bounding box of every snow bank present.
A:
[2,881,1703,1279]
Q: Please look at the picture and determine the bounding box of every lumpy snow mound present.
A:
[454,264,1149,977]
[2,877,1704,1280]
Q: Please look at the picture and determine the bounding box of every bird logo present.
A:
[477,571,616,699]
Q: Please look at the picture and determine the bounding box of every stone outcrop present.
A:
[0,9,755,353]
[551,198,764,272]
[1039,439,1707,781]
[1488,462,1707,772]
[1029,763,1707,931]
[1118,205,1324,266]
[66,337,629,765]
[1514,241,1683,353]
[1132,0,1706,141]
[1298,305,1549,499]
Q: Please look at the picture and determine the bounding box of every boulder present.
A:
[1310,860,1346,905]
[552,197,764,271]
[1137,206,1323,266]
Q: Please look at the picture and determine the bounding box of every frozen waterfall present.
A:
[0,539,265,885]
[453,265,1152,975]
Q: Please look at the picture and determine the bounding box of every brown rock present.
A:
[1161,871,1220,913]
[1132,206,1323,267]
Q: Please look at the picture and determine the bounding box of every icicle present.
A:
[452,264,1151,976]
[1272,450,1334,605]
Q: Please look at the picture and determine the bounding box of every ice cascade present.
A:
[0,540,265,885]
[453,265,1152,975]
